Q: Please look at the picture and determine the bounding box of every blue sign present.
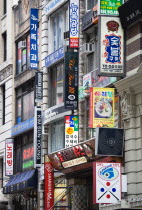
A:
[11,118,34,137]
[45,47,64,67]
[30,9,38,69]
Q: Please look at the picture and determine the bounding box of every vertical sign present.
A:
[89,87,114,128]
[65,116,79,148]
[44,155,54,210]
[34,106,42,167]
[93,162,121,204]
[69,0,79,48]
[99,16,124,76]
[30,8,38,69]
[98,0,124,16]
[5,139,14,176]
[83,73,92,96]
[64,52,78,109]
[35,71,43,103]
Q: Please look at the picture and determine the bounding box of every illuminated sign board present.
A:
[22,145,34,170]
[48,139,95,170]
[5,139,14,176]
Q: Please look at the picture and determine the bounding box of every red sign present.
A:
[5,139,14,176]
[44,156,54,210]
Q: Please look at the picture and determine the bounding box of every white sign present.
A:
[62,156,87,168]
[99,16,124,76]
[45,0,67,16]
[94,162,121,204]
[5,139,14,176]
[83,73,92,96]
[69,0,79,48]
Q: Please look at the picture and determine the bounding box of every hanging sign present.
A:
[64,52,78,109]
[5,139,14,176]
[93,162,121,204]
[30,8,38,69]
[65,115,79,148]
[89,87,115,128]
[69,0,79,48]
[99,16,124,77]
[35,72,43,103]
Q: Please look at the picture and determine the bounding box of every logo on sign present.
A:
[99,165,119,181]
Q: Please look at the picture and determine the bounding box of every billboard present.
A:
[99,16,124,77]
[89,87,115,128]
[65,115,79,148]
[5,139,14,176]
[30,8,38,69]
[69,0,79,48]
[93,162,121,204]
[64,52,78,109]
[98,0,124,16]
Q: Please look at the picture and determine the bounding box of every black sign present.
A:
[35,72,43,103]
[64,52,78,109]
[34,106,42,166]
[118,0,142,29]
[82,10,93,31]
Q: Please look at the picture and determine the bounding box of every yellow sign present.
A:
[89,87,114,128]
[66,127,74,135]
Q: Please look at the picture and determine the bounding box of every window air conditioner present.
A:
[80,43,94,54]
[18,41,26,49]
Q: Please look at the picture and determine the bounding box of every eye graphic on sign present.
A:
[68,95,75,100]
[66,127,74,135]
[99,166,119,181]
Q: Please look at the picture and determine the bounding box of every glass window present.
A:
[87,53,94,73]
[23,91,34,121]
[49,63,64,107]
[51,120,64,152]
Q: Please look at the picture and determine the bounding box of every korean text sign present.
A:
[64,52,78,109]
[69,0,79,48]
[89,87,114,128]
[93,162,121,204]
[98,0,124,16]
[65,115,79,148]
[5,139,14,176]
[30,8,38,69]
[99,16,124,76]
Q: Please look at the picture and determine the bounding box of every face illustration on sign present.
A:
[98,165,119,181]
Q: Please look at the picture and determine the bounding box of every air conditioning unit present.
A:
[18,41,26,49]
[80,43,94,54]
[95,127,124,156]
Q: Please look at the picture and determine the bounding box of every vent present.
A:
[18,41,26,49]
[80,43,94,54]
[95,127,124,156]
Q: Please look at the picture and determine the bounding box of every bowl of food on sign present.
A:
[95,100,112,118]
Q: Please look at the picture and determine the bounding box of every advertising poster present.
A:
[93,162,121,204]
[83,73,92,96]
[44,155,54,210]
[5,139,14,176]
[69,0,79,48]
[64,52,78,109]
[98,0,124,16]
[30,8,38,69]
[99,16,124,76]
[89,87,115,128]
[65,115,79,148]
[114,95,119,128]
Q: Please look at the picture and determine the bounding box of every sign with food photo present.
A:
[89,87,114,128]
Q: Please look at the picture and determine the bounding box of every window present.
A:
[50,6,69,52]
[2,32,7,62]
[17,35,30,75]
[0,159,3,188]
[1,84,5,125]
[3,0,7,15]
[14,132,33,173]
[87,53,94,73]
[16,80,34,124]
[49,62,64,107]
[50,120,64,152]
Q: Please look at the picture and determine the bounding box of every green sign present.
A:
[99,0,123,16]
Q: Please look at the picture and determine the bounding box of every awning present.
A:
[3,169,38,194]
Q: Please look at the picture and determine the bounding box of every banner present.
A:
[44,155,54,210]
[89,87,114,128]
[98,0,124,16]
[69,0,79,48]
[34,106,42,167]
[5,139,14,176]
[64,52,78,109]
[35,72,43,103]
[93,162,121,204]
[30,8,38,69]
[99,16,124,76]
[65,115,79,148]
